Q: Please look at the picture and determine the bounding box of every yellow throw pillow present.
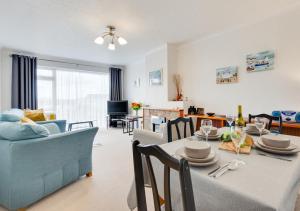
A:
[21,117,36,124]
[24,109,48,122]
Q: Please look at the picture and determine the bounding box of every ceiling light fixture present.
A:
[94,25,127,50]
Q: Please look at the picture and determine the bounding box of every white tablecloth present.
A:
[128,130,300,211]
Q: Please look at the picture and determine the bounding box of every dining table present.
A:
[127,127,300,211]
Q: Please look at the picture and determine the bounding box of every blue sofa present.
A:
[0,123,98,210]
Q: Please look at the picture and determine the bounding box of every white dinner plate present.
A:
[254,141,299,155]
[245,129,270,136]
[195,132,222,140]
[188,156,219,167]
[175,148,216,163]
[258,139,297,151]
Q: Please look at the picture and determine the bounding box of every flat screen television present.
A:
[107,100,128,115]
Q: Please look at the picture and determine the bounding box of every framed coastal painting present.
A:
[149,69,163,86]
[216,66,238,84]
[246,50,274,72]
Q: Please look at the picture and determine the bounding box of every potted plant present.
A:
[131,102,142,116]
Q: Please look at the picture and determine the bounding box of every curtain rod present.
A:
[9,54,121,69]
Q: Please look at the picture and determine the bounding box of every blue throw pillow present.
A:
[0,113,22,122]
[0,122,50,141]
[3,109,24,118]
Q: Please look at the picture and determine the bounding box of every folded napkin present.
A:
[219,135,254,154]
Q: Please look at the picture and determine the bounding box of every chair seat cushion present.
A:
[0,122,50,140]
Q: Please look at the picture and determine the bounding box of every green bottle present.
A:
[236,105,245,127]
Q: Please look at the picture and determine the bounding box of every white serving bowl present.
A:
[184,141,211,159]
[200,127,218,136]
[261,135,290,148]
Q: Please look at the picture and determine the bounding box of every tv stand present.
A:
[107,114,127,128]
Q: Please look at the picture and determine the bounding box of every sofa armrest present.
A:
[133,129,166,145]
[37,120,67,132]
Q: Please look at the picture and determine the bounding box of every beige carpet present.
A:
[0,128,299,211]
[0,128,153,211]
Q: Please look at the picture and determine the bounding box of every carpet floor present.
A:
[0,128,299,211]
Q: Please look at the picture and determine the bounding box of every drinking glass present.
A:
[201,119,212,142]
[226,114,235,132]
[255,117,266,137]
[230,126,246,165]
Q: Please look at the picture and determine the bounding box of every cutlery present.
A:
[214,161,239,178]
[207,165,220,176]
[208,162,230,177]
[257,152,292,161]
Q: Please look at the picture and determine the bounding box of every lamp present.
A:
[95,26,127,50]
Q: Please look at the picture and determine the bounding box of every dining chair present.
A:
[132,140,196,211]
[248,113,283,134]
[167,117,195,142]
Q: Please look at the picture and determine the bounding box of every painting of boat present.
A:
[246,50,274,72]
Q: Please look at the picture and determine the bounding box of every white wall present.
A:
[124,44,183,109]
[124,59,146,103]
[177,7,300,115]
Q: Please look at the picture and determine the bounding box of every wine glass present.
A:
[230,126,246,165]
[201,119,212,142]
[255,117,266,137]
[226,114,235,132]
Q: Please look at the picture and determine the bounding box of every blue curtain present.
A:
[11,54,38,109]
[109,67,122,101]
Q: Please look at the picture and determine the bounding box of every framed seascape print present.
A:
[246,50,274,72]
[216,66,238,84]
[149,69,163,86]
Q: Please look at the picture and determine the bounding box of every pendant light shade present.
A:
[108,43,116,50]
[117,37,127,45]
[94,36,104,45]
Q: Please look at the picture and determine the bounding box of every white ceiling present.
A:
[0,0,299,65]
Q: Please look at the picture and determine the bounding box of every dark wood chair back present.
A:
[132,140,196,211]
[248,113,283,134]
[167,117,195,142]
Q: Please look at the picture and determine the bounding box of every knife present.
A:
[257,152,292,161]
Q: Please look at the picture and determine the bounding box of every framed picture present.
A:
[216,66,238,84]
[149,69,163,86]
[246,50,274,72]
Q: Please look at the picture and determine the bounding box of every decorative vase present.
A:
[135,110,138,116]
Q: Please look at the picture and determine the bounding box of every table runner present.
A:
[128,129,300,211]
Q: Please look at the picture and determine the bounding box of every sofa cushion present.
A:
[0,122,50,141]
[24,109,47,121]
[3,109,24,118]
[41,123,61,135]
[0,114,22,122]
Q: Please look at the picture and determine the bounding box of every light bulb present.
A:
[108,43,116,50]
[118,37,127,45]
[94,36,104,45]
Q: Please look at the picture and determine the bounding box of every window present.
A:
[37,67,109,128]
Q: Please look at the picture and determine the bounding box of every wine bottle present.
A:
[236,105,245,127]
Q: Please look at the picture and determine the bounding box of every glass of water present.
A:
[255,117,266,137]
[230,126,246,165]
[201,119,212,142]
[226,114,235,132]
